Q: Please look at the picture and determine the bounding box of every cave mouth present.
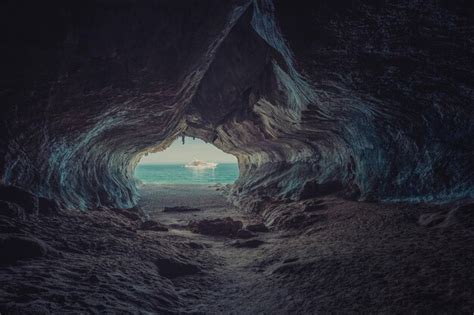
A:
[135,137,239,186]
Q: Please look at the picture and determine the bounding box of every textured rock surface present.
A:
[0,0,473,211]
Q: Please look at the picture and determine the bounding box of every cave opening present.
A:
[1,0,473,313]
[135,136,239,185]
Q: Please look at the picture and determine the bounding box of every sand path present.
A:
[138,184,289,313]
[137,184,474,313]
[2,185,472,313]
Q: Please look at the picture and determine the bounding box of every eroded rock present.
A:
[0,1,471,212]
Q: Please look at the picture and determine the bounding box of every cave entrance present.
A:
[135,137,238,185]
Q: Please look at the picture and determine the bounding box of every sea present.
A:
[134,163,239,185]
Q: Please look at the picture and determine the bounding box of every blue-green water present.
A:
[134,163,239,184]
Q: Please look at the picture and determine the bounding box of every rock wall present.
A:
[0,0,472,210]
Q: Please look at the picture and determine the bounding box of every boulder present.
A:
[0,235,49,265]
[188,217,243,237]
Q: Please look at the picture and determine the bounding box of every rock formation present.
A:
[1,2,474,312]
[1,0,472,210]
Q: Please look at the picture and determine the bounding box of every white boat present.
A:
[185,159,218,169]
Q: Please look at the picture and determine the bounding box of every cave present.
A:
[0,0,473,313]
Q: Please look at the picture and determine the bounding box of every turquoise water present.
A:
[134,163,239,184]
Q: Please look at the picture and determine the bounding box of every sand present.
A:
[138,184,474,313]
[1,184,473,313]
[138,184,249,226]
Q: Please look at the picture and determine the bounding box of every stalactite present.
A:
[0,0,472,210]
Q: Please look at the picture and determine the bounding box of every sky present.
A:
[139,137,237,164]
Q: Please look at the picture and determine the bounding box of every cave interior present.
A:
[0,0,473,313]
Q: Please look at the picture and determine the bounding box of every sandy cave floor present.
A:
[0,184,473,313]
